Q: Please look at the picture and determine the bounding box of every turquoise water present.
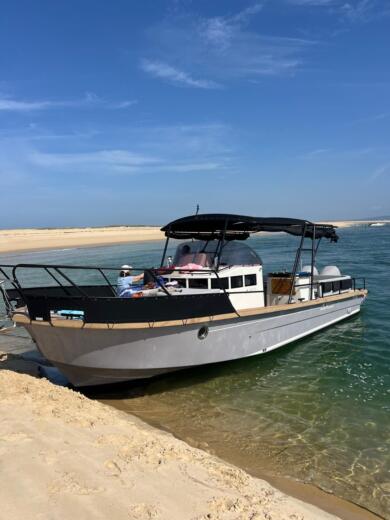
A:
[1,226,389,517]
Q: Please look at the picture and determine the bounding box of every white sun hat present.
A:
[121,264,132,270]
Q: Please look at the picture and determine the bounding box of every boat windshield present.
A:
[173,240,262,268]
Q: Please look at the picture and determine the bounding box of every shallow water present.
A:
[1,226,389,517]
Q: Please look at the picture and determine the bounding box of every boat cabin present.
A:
[159,213,353,311]
[162,239,264,310]
[0,213,359,328]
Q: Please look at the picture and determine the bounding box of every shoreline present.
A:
[0,339,382,520]
[0,220,389,255]
[107,401,382,520]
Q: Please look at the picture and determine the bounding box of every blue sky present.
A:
[1,0,389,227]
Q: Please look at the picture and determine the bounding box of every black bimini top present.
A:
[161,214,338,242]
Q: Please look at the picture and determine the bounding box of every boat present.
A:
[0,214,367,387]
[369,222,385,227]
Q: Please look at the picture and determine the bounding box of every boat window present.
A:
[220,242,262,266]
[244,274,257,287]
[332,281,340,292]
[231,275,243,288]
[341,279,352,291]
[188,279,209,289]
[171,278,187,288]
[173,241,216,268]
[173,240,262,268]
[211,278,229,289]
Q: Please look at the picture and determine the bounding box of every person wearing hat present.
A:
[117,265,144,296]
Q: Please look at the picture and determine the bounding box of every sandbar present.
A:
[319,220,390,228]
[0,226,164,254]
[0,221,388,255]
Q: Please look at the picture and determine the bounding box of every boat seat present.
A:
[193,253,210,267]
[176,254,195,267]
[176,253,210,267]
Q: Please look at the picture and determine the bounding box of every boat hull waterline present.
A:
[19,291,366,387]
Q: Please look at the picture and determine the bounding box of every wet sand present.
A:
[103,394,382,520]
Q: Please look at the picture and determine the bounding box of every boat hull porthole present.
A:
[198,326,209,340]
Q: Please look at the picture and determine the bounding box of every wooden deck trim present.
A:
[13,289,367,331]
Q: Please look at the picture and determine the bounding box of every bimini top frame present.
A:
[160,213,339,302]
[161,214,339,242]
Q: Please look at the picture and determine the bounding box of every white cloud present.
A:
[300,147,380,159]
[0,121,234,185]
[201,17,235,51]
[287,0,390,24]
[288,0,335,5]
[142,5,315,86]
[28,149,226,175]
[231,3,264,23]
[140,60,221,89]
[29,149,161,169]
[350,112,390,125]
[369,163,390,182]
[199,3,264,50]
[110,100,138,109]
[340,0,373,21]
[0,93,137,112]
[299,148,332,158]
[0,99,61,111]
[160,162,221,172]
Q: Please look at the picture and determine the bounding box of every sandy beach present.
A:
[0,354,342,520]
[0,338,381,520]
[0,220,388,255]
[319,220,390,228]
[0,226,164,254]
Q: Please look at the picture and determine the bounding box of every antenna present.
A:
[195,204,199,215]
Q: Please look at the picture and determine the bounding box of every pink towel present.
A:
[180,263,204,270]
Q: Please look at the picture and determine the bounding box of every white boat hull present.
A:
[19,291,366,387]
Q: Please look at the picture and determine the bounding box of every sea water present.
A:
[1,226,389,517]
